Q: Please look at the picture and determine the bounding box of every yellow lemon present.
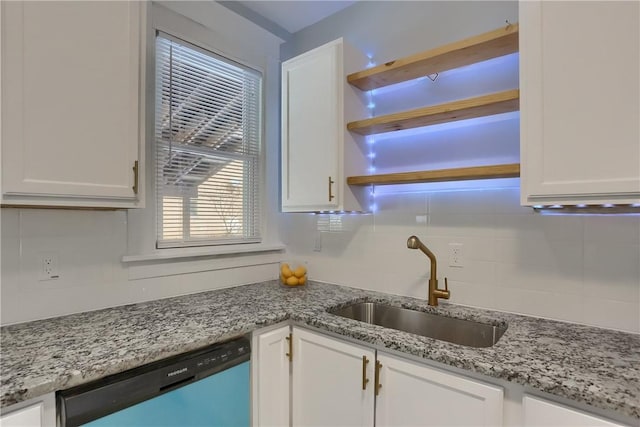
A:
[281,265,293,278]
[294,266,307,278]
[298,275,306,285]
[286,276,299,286]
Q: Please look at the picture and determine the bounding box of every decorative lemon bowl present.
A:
[280,262,307,287]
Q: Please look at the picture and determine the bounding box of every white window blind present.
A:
[155,33,262,248]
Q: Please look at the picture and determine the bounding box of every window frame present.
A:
[153,31,264,249]
[124,2,284,264]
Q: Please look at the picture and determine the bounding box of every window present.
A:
[155,33,262,248]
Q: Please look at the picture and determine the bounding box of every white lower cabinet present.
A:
[252,325,291,427]
[253,326,503,427]
[523,395,627,427]
[375,352,503,426]
[291,327,375,427]
[253,327,628,427]
[0,403,42,427]
[0,393,55,427]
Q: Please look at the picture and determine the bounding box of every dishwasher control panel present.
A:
[158,337,251,388]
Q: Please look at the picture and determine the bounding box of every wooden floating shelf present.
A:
[347,164,521,186]
[348,24,519,91]
[347,89,519,136]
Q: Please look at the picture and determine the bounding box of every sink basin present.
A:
[329,302,507,348]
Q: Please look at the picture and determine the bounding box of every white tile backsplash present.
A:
[285,188,640,333]
[583,216,640,244]
[0,208,279,325]
[427,213,497,239]
[428,189,498,215]
[582,297,640,332]
[2,190,639,332]
[583,243,640,302]
[373,192,428,229]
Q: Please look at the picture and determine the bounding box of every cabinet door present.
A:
[375,352,503,427]
[523,396,626,427]
[0,403,42,427]
[292,327,374,427]
[281,42,341,212]
[1,1,143,207]
[519,1,640,205]
[252,326,291,427]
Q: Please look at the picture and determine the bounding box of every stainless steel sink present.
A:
[329,302,507,348]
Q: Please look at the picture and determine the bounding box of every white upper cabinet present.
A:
[1,1,145,208]
[519,0,640,206]
[281,38,369,212]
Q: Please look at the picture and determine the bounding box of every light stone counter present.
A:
[2,281,638,419]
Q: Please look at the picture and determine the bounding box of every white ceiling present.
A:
[236,1,357,34]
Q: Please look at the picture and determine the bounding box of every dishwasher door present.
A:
[58,337,250,427]
[85,361,249,427]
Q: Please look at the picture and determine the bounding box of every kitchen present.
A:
[1,1,639,426]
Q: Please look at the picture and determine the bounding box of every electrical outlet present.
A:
[448,243,464,268]
[38,253,60,281]
[313,233,322,252]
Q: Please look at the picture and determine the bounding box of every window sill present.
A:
[122,243,286,280]
[122,243,286,263]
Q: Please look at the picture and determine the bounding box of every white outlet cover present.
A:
[38,252,60,281]
[448,243,464,268]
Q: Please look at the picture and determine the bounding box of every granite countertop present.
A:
[1,281,639,419]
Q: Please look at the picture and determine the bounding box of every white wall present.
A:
[280,1,640,333]
[281,1,519,62]
[0,1,283,325]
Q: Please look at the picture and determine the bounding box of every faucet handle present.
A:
[439,277,451,301]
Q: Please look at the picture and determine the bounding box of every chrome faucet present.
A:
[407,235,450,306]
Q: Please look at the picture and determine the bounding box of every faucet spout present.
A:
[407,235,450,306]
[407,236,438,281]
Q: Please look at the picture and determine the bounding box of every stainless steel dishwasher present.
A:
[58,337,250,427]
